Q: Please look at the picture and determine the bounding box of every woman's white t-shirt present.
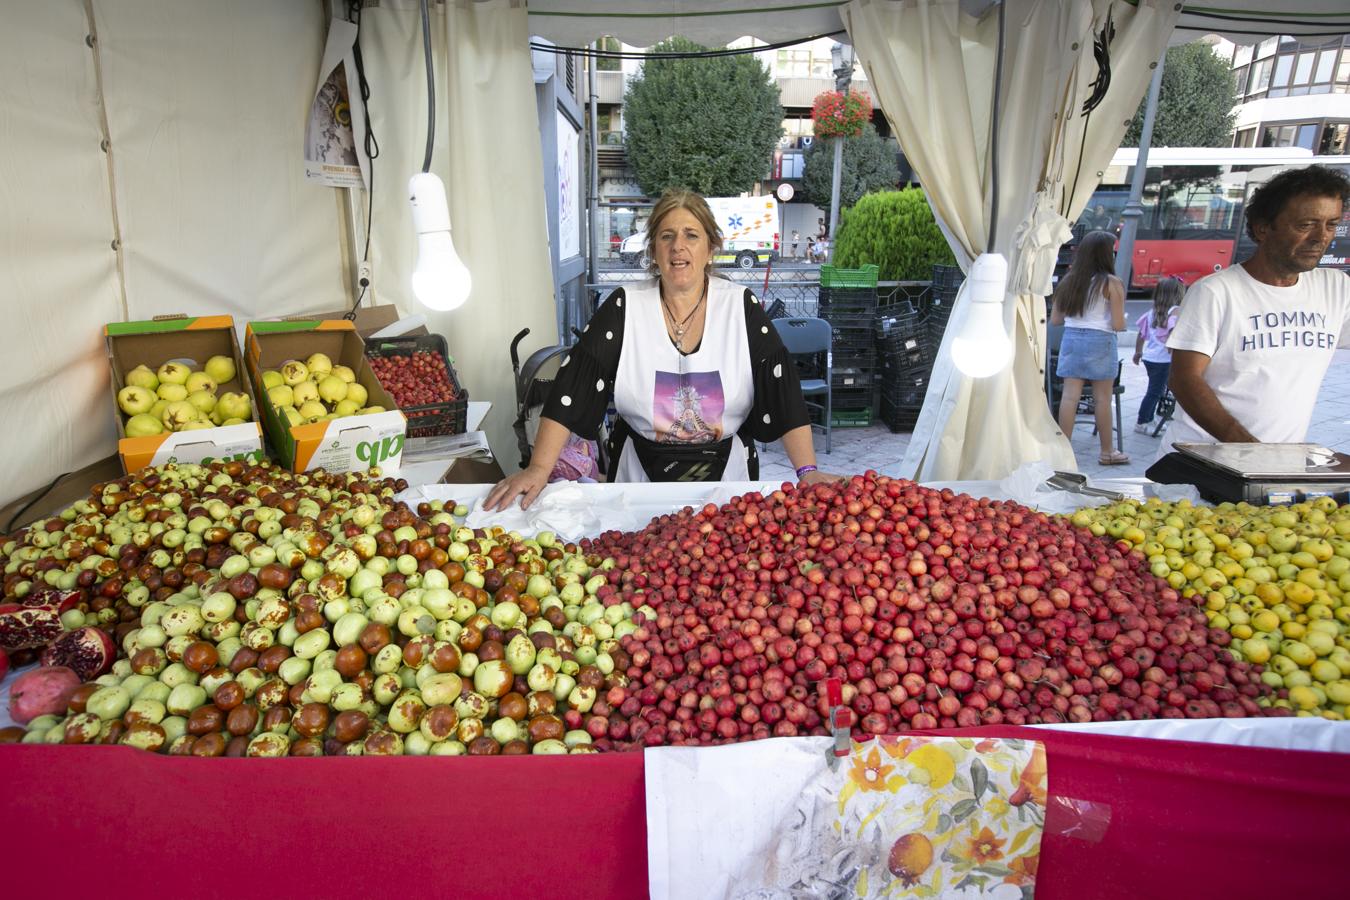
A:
[1063,278,1114,332]
[1161,265,1350,454]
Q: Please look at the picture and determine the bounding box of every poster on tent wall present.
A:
[304,18,369,190]
[556,110,580,259]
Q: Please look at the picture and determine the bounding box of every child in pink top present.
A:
[1131,277,1185,434]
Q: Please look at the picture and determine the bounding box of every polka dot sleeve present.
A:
[540,288,625,439]
[743,289,811,442]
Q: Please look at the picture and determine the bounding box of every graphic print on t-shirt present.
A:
[1238,309,1340,351]
[654,371,724,443]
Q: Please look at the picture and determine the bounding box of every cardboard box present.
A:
[244,320,406,474]
[105,316,264,473]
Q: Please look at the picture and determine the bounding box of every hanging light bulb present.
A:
[409,171,471,311]
[949,253,1013,379]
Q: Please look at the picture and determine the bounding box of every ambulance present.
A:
[620,195,781,269]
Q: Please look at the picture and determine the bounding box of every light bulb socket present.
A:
[409,172,451,234]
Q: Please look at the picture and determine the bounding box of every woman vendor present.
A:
[485,189,837,510]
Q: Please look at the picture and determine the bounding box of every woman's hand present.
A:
[801,469,846,486]
[1132,352,1142,365]
[483,466,551,512]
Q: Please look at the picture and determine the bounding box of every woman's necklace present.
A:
[661,284,706,351]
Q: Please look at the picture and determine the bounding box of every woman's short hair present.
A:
[645,189,723,274]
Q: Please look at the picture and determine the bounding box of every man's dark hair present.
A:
[1245,164,1350,240]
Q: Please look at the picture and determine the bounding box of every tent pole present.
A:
[587,42,601,293]
[1115,50,1165,291]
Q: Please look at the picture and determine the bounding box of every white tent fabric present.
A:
[0,0,344,510]
[360,0,558,466]
[524,0,1343,48]
[844,0,1180,481]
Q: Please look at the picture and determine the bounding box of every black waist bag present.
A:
[608,417,758,482]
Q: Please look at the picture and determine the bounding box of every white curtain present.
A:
[361,0,558,468]
[843,0,1180,481]
[0,0,343,510]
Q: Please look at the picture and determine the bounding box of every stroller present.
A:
[510,327,611,475]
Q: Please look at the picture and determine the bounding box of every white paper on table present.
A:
[1031,716,1350,753]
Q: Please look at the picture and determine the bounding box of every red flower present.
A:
[811,90,873,138]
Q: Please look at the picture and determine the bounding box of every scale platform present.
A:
[1165,443,1350,505]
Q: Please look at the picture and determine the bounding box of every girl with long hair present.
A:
[1051,231,1129,465]
[1131,276,1185,434]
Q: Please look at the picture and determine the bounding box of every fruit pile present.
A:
[1068,497,1350,719]
[579,475,1277,748]
[367,351,459,409]
[260,354,384,427]
[117,358,253,437]
[2,461,641,755]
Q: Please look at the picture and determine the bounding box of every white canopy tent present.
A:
[2,0,1345,509]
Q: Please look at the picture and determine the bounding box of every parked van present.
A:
[620,196,781,269]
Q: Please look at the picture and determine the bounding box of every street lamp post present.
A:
[828,43,855,247]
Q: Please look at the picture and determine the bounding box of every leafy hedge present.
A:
[833,189,956,281]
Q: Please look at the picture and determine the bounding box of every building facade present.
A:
[1226,34,1350,155]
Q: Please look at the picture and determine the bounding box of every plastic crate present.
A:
[820,263,880,289]
[879,396,921,433]
[831,408,873,428]
[365,334,468,438]
[879,343,931,374]
[881,376,928,409]
[821,310,875,329]
[831,385,875,410]
[831,368,873,390]
[831,324,874,351]
[931,264,966,295]
[819,287,878,317]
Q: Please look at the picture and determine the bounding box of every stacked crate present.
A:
[926,264,966,351]
[877,299,931,433]
[817,264,880,428]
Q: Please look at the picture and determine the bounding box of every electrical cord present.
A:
[988,0,1005,250]
[419,0,434,174]
[4,471,69,535]
[345,0,379,319]
[1066,12,1117,220]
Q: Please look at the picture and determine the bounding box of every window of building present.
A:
[1315,50,1337,85]
[1234,127,1257,148]
[1256,37,1277,59]
[596,36,621,72]
[1234,43,1253,68]
[1272,54,1294,88]
[1250,57,1273,96]
[1339,56,1350,92]
[1293,52,1316,85]
[1261,124,1296,147]
[776,49,812,78]
[1320,123,1349,156]
[1295,123,1319,151]
[1233,65,1248,98]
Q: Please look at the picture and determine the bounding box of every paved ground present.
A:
[761,345,1350,485]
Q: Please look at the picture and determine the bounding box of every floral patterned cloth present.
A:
[732,736,1047,899]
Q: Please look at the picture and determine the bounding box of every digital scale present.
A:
[1160,443,1350,505]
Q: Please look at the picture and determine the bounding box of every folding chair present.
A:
[1046,325,1124,454]
[773,317,832,455]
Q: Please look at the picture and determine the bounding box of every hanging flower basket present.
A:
[811,90,873,139]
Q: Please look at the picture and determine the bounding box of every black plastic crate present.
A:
[365,334,468,438]
[831,369,873,390]
[831,324,874,351]
[831,385,876,410]
[819,287,878,317]
[881,377,928,409]
[879,344,931,375]
[931,264,966,295]
[880,396,922,433]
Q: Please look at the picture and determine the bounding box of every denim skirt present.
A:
[1056,327,1117,382]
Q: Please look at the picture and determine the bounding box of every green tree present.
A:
[801,123,900,221]
[834,189,955,281]
[1122,41,1237,148]
[623,38,783,197]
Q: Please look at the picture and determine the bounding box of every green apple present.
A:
[317,375,349,404]
[360,406,386,415]
[306,352,333,376]
[292,380,320,406]
[203,355,236,384]
[216,391,252,421]
[157,362,190,385]
[117,385,156,416]
[125,413,166,437]
[149,399,170,421]
[222,418,248,427]
[331,364,356,384]
[186,390,217,415]
[345,383,369,407]
[267,384,295,409]
[281,406,303,427]
[281,360,309,385]
[161,400,198,431]
[156,382,188,402]
[333,399,360,417]
[261,370,284,390]
[179,421,213,431]
[125,364,159,391]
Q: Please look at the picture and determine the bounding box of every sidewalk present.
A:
[760,348,1350,484]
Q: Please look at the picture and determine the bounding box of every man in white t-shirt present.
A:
[1161,165,1350,456]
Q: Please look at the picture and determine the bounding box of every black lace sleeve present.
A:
[540,288,626,439]
[742,289,811,442]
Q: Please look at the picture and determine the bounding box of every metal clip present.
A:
[823,677,850,770]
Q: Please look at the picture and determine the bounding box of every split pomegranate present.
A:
[40,626,115,681]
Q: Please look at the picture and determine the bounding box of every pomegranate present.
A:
[0,588,83,651]
[40,626,115,681]
[8,665,82,724]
